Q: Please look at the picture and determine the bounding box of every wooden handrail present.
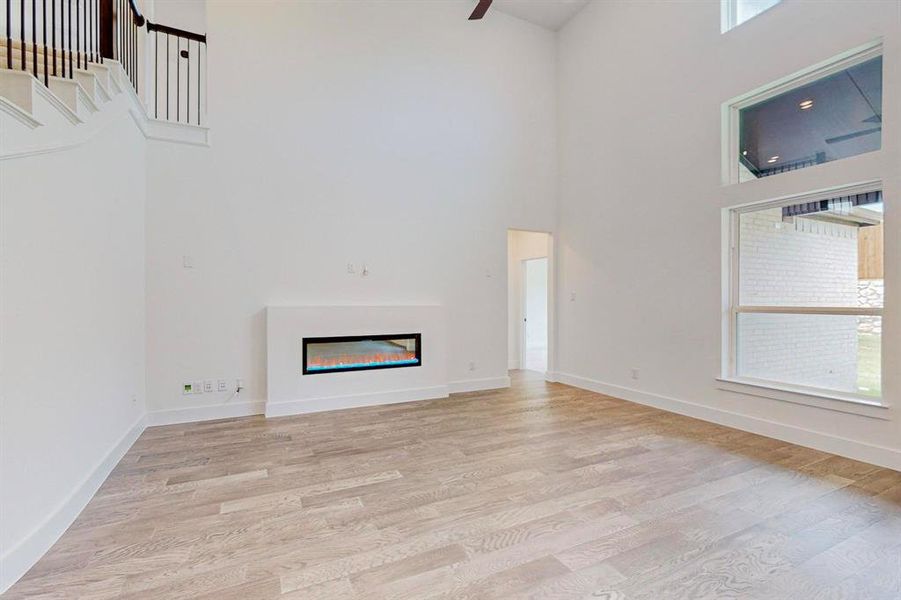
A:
[146,21,206,44]
[125,0,144,26]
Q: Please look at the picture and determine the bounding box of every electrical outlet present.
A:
[631,368,640,380]
[468,361,476,372]
[203,380,213,393]
[182,383,194,395]
[193,381,203,394]
[346,263,355,274]
[570,291,576,301]
[217,379,228,392]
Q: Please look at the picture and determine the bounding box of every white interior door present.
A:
[522,257,548,373]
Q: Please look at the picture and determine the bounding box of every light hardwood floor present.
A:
[8,371,901,599]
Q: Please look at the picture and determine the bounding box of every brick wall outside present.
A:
[737,208,859,391]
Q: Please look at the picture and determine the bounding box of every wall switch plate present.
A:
[203,380,213,393]
[193,381,203,394]
[183,383,194,395]
[183,255,194,269]
[217,379,228,392]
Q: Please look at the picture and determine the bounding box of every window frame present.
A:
[721,0,781,33]
[721,41,883,186]
[721,181,888,413]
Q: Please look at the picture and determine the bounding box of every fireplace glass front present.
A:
[302,333,422,374]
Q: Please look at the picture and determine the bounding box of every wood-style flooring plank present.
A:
[6,371,900,599]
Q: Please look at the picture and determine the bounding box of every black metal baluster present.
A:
[197,41,201,125]
[51,0,56,75]
[166,32,169,119]
[86,0,90,62]
[122,2,125,79]
[75,0,79,69]
[20,0,24,70]
[42,0,47,84]
[186,40,190,124]
[153,30,157,117]
[67,0,71,76]
[60,0,65,76]
[129,9,133,87]
[5,0,11,69]
[175,37,179,122]
[31,0,37,78]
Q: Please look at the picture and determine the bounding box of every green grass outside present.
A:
[857,332,882,397]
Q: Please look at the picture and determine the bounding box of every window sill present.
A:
[716,377,890,420]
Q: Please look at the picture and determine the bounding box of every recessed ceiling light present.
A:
[767,155,779,163]
[742,150,748,156]
[799,99,814,110]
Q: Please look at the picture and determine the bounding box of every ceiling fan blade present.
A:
[469,0,492,20]
[825,127,881,144]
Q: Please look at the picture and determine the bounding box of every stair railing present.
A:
[112,0,143,92]
[4,0,102,86]
[146,20,206,125]
[3,0,207,126]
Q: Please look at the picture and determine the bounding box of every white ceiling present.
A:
[489,0,590,31]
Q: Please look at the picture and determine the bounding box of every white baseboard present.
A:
[265,385,449,418]
[448,376,511,394]
[147,400,266,426]
[555,372,901,472]
[0,414,146,594]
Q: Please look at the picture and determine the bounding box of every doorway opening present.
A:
[507,230,551,375]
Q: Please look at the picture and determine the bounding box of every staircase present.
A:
[0,0,208,156]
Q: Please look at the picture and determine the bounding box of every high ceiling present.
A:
[489,0,590,31]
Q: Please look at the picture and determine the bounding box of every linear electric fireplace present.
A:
[302,333,422,375]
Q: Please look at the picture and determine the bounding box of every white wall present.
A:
[145,0,557,417]
[507,229,550,369]
[556,0,901,468]
[0,112,147,587]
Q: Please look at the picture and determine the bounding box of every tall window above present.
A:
[729,50,882,183]
[727,187,884,400]
[722,0,781,32]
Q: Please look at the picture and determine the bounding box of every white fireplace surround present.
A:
[265,306,448,417]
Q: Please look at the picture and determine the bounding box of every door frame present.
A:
[507,229,555,380]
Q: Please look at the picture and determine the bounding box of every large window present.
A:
[727,186,884,400]
[725,44,883,184]
[722,0,781,32]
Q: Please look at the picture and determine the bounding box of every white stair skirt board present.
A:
[147,400,267,427]
[266,385,449,418]
[0,60,209,158]
[0,415,146,595]
[552,371,901,472]
[47,76,98,121]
